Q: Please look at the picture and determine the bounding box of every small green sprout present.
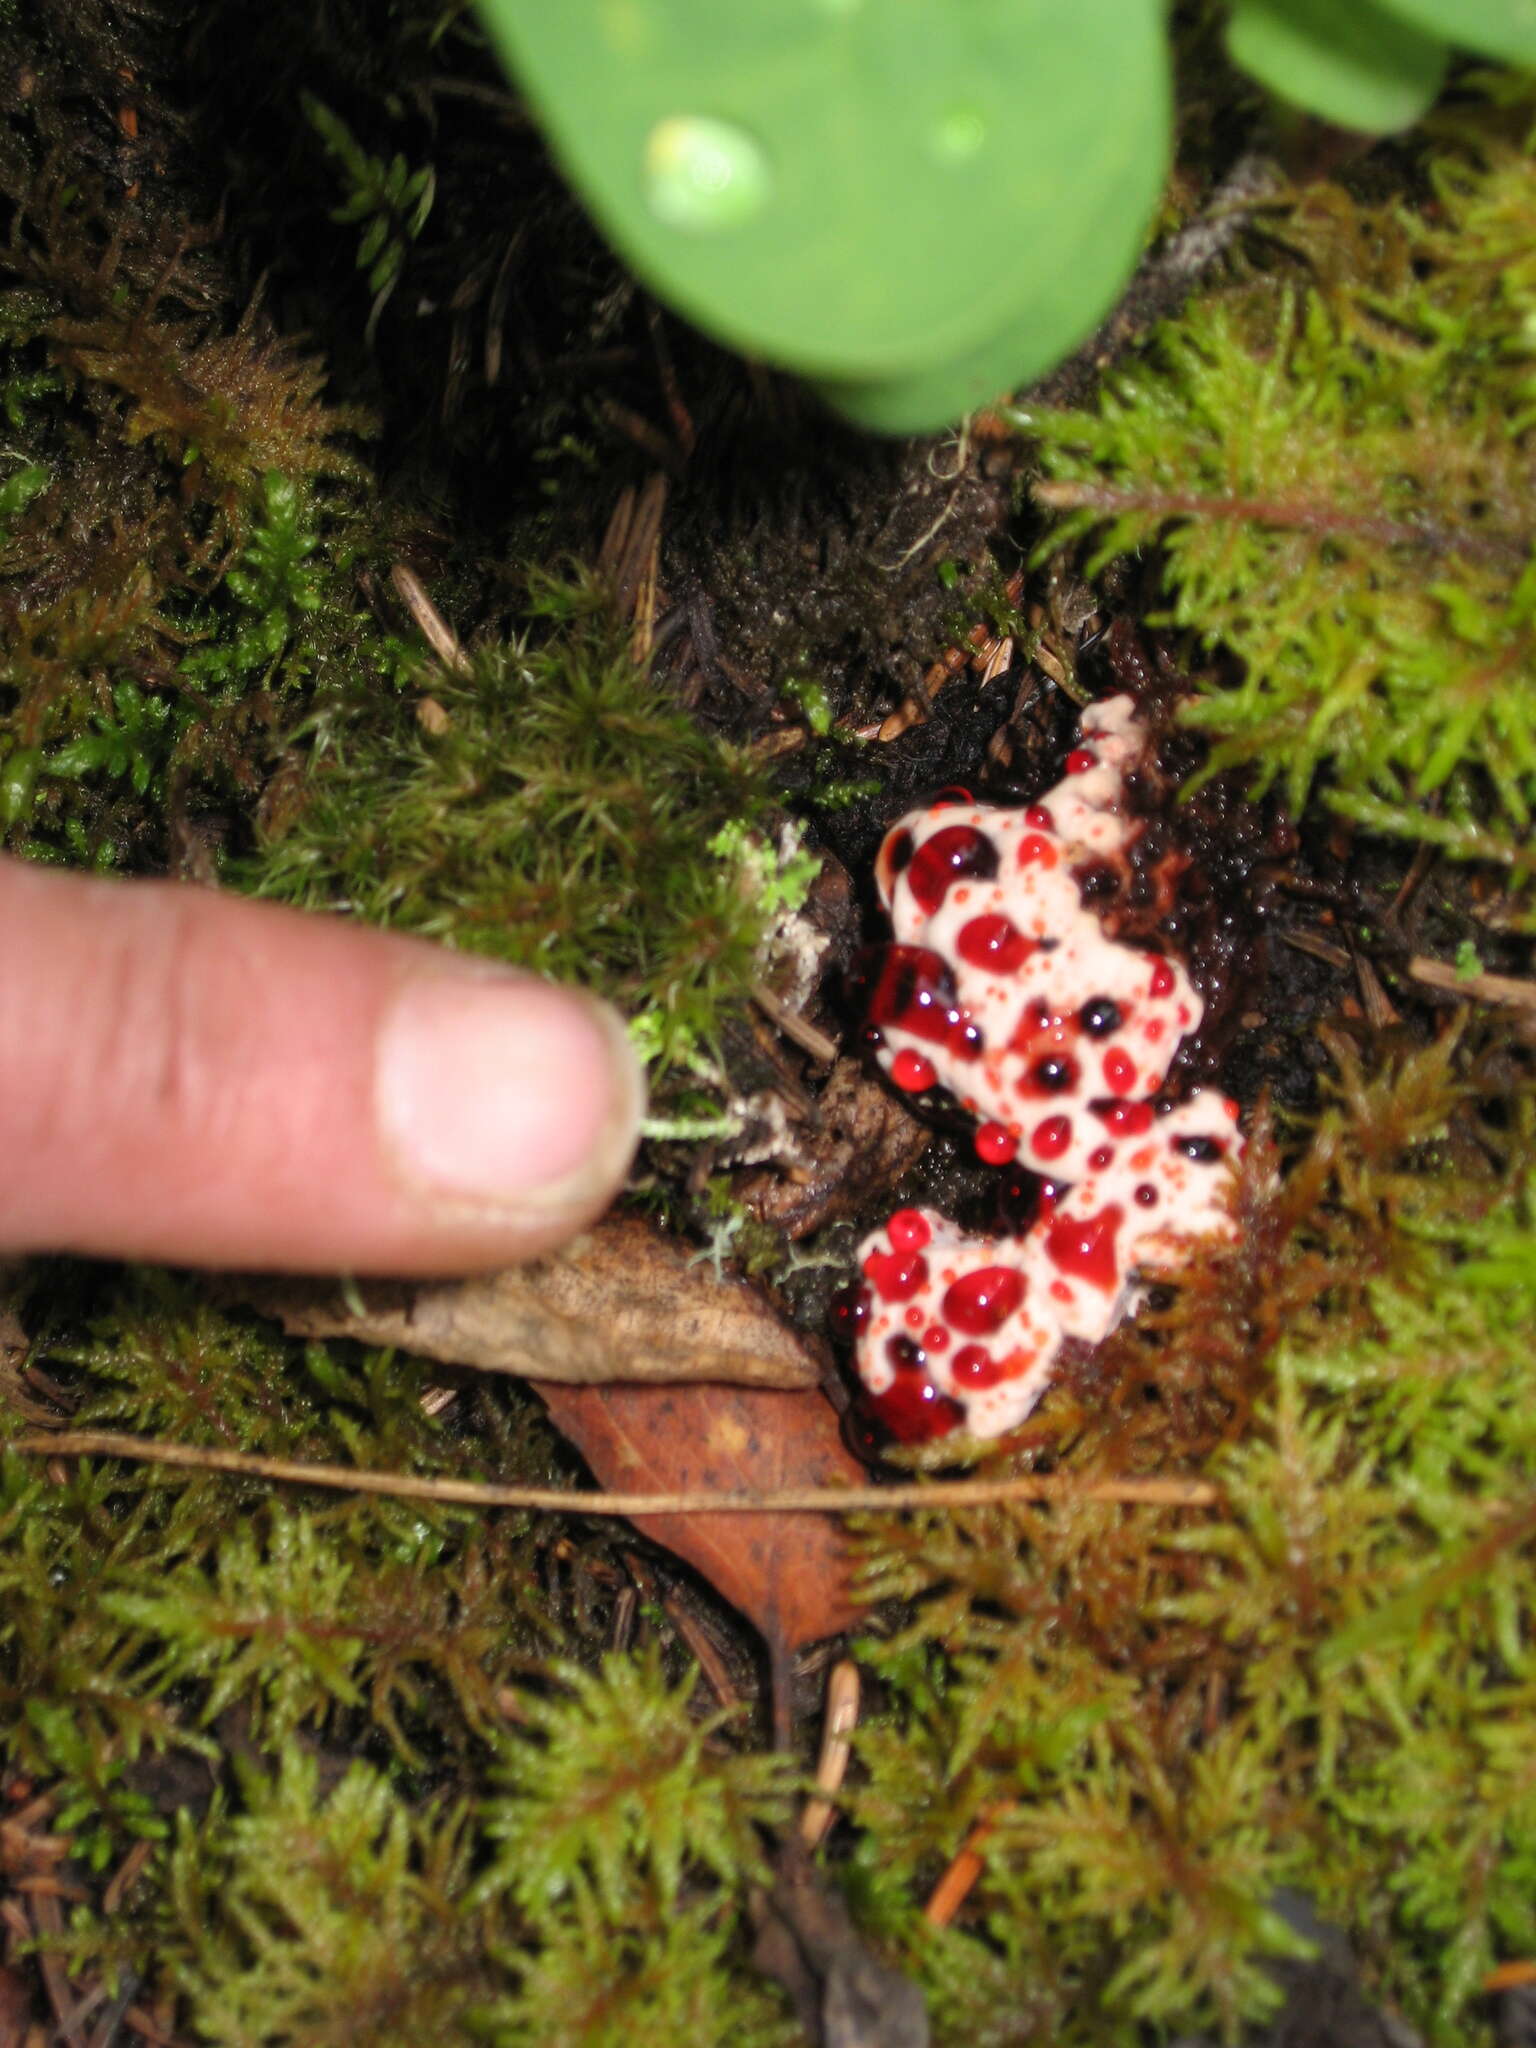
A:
[779,674,833,736]
[46,681,182,798]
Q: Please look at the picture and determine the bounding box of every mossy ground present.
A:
[1,5,1534,2045]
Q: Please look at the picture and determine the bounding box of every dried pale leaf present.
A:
[540,1379,863,1653]
[233,1215,818,1388]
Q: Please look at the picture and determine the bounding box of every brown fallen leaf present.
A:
[540,1378,865,1734]
[231,1214,819,1389]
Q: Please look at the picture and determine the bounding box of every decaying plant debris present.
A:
[232,1214,824,1390]
[1,3,1535,2045]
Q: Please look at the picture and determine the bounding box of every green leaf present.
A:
[1226,0,1449,134]
[474,0,1169,426]
[0,461,48,531]
[1374,0,1536,65]
[0,746,39,829]
[817,81,1167,430]
[356,213,390,269]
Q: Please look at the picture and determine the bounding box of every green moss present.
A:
[0,158,405,869]
[1030,89,1536,891]
[2,6,1535,2044]
[477,1648,797,1916]
[160,1755,502,2046]
[248,576,778,1084]
[846,1038,1536,2044]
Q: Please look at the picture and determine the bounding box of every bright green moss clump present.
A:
[0,1273,800,2046]
[249,575,778,1084]
[1031,90,1536,894]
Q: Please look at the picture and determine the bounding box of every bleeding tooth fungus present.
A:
[844,695,1242,1442]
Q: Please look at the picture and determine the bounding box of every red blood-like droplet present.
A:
[829,1283,872,1341]
[888,1208,932,1252]
[1079,997,1123,1036]
[865,947,954,1041]
[924,1324,951,1352]
[890,1048,937,1092]
[864,945,978,1057]
[1173,1134,1226,1163]
[862,1247,930,1301]
[1065,749,1095,774]
[974,1121,1018,1165]
[1016,833,1058,869]
[868,1371,964,1443]
[956,913,1033,973]
[1090,1098,1155,1137]
[1148,956,1176,998]
[1021,1053,1079,1097]
[1009,998,1062,1056]
[942,1265,1026,1335]
[1043,1204,1124,1292]
[1135,1183,1158,1206]
[949,1017,986,1062]
[905,825,999,913]
[1024,805,1053,831]
[1088,1145,1114,1170]
[951,1344,1005,1387]
[1103,1048,1137,1094]
[1031,1115,1072,1161]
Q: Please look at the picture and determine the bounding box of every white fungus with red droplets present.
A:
[851,694,1244,1442]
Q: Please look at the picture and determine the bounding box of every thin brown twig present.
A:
[750,980,839,1065]
[878,567,1027,741]
[389,564,471,678]
[1032,478,1528,571]
[1279,929,1351,971]
[1409,956,1536,1011]
[123,2004,186,2048]
[101,1839,155,1919]
[623,1549,739,1711]
[1485,1961,1536,1993]
[14,1432,1219,1516]
[924,1804,1013,1926]
[29,1886,86,2047]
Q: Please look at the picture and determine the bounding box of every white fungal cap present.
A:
[852,694,1244,1442]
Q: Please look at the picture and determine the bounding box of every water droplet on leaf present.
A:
[643,116,770,233]
[930,105,987,164]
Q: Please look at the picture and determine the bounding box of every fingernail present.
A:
[376,968,644,1221]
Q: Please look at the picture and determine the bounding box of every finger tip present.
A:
[374,967,645,1255]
